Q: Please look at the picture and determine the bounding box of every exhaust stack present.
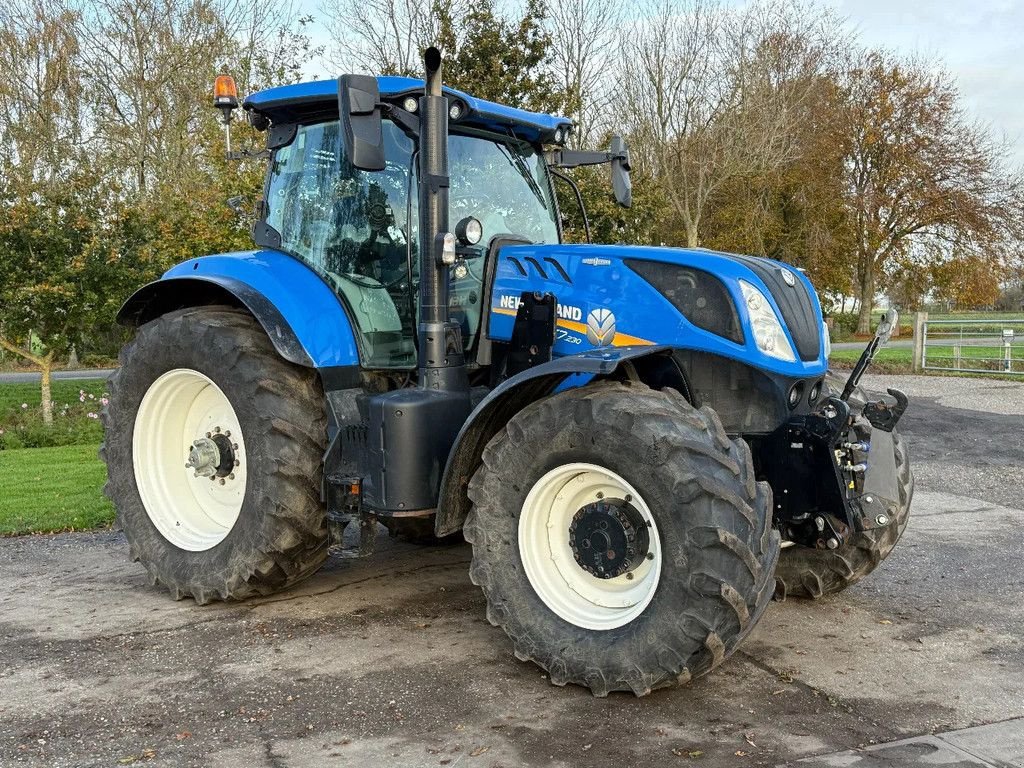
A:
[417,46,466,393]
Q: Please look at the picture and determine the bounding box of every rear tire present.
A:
[465,382,779,696]
[773,372,914,599]
[101,307,329,603]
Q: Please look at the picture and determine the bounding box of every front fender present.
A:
[117,250,360,368]
[435,345,678,537]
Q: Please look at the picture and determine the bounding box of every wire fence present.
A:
[921,318,1024,375]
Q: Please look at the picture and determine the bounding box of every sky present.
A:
[299,0,1024,166]
[821,0,1024,166]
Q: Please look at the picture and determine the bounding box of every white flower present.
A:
[87,412,99,420]
[21,403,28,409]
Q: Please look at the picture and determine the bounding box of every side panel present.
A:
[486,243,828,378]
[120,249,360,368]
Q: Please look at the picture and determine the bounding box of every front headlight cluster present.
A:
[739,280,796,362]
[822,319,831,358]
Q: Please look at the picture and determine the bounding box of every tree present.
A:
[0,0,93,422]
[546,0,621,147]
[840,50,1024,333]
[931,254,1003,310]
[617,0,839,248]
[322,0,464,76]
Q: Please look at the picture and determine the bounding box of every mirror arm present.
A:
[549,168,591,243]
[383,103,420,137]
[546,149,613,169]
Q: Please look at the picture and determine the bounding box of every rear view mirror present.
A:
[610,135,632,208]
[338,74,385,171]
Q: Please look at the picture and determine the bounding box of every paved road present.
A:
[0,368,115,384]
[1,373,1022,767]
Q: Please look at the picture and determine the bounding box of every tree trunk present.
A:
[856,263,875,335]
[0,336,56,425]
[685,220,699,248]
[40,351,54,425]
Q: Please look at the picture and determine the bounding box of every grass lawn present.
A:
[0,444,114,535]
[829,346,913,372]
[0,378,108,416]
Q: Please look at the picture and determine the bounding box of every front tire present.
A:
[464,382,779,696]
[101,307,329,603]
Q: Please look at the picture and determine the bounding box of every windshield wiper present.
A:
[495,139,547,208]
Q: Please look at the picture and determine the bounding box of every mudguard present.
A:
[434,344,678,537]
[117,250,360,368]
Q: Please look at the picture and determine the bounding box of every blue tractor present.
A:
[103,49,913,696]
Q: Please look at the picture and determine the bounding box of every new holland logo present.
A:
[586,308,617,347]
[781,268,797,287]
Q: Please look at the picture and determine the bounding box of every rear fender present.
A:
[117,250,360,368]
[434,345,679,537]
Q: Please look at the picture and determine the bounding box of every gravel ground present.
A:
[1,372,1021,768]
[861,373,1024,509]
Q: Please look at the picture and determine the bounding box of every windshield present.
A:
[262,119,559,369]
[449,131,559,245]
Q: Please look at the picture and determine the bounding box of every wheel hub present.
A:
[185,429,237,480]
[569,498,650,579]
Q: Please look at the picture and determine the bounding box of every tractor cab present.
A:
[242,78,570,370]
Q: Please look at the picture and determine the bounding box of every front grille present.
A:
[626,260,743,344]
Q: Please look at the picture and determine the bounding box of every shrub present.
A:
[0,388,107,450]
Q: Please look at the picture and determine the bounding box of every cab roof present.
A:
[243,76,572,144]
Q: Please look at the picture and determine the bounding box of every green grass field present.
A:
[0,378,108,416]
[0,443,114,535]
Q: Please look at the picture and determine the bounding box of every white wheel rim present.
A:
[132,369,247,552]
[518,463,662,631]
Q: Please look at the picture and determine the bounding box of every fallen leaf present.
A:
[878,619,893,625]
[735,750,748,757]
[469,746,489,757]
[175,732,191,740]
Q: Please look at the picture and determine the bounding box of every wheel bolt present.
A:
[596,491,604,499]
[228,473,235,480]
[206,432,212,438]
[225,430,231,437]
[219,478,225,485]
[646,553,654,560]
[234,459,240,467]
[626,572,635,581]
[214,426,221,433]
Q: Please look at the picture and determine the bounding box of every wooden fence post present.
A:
[912,312,927,373]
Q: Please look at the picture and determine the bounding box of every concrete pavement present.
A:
[1,373,1022,767]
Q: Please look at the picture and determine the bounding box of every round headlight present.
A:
[402,96,418,113]
[449,102,463,120]
[788,382,804,409]
[808,380,822,403]
[554,127,564,144]
[455,216,483,245]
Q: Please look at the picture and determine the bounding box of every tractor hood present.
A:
[483,242,828,378]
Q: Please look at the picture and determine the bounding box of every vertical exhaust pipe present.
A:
[417,46,467,392]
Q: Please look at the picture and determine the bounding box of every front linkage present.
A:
[760,310,908,551]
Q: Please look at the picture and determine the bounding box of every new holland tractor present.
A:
[102,48,913,696]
